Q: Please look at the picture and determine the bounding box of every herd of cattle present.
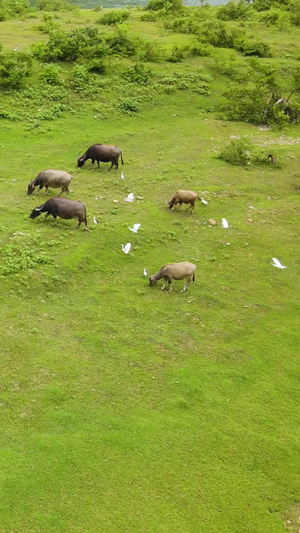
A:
[28,143,198,292]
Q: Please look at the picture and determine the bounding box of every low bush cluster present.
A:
[153,70,210,95]
[122,63,153,85]
[36,0,77,11]
[39,62,63,85]
[0,50,32,89]
[0,0,31,21]
[31,25,165,63]
[218,137,253,166]
[145,0,183,14]
[31,26,107,62]
[220,59,300,126]
[97,10,129,25]
[234,37,271,57]
[217,0,251,21]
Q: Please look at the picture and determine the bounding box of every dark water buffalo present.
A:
[27,170,72,196]
[77,144,124,171]
[30,198,88,232]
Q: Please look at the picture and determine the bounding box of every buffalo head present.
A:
[149,276,157,287]
[29,205,44,219]
[77,156,85,168]
[27,183,35,195]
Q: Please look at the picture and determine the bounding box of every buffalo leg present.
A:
[168,280,173,293]
[108,162,114,171]
[180,276,192,293]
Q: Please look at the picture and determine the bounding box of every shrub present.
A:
[218,137,254,166]
[221,83,268,124]
[141,11,158,21]
[199,19,244,48]
[39,63,63,85]
[217,0,250,21]
[234,37,271,57]
[97,10,129,25]
[166,16,201,34]
[69,64,90,92]
[0,0,31,20]
[118,97,140,114]
[190,43,213,56]
[37,0,77,11]
[122,63,152,85]
[36,14,61,33]
[106,25,164,62]
[0,51,32,89]
[86,58,107,74]
[252,0,290,11]
[31,26,107,62]
[106,25,136,57]
[168,45,185,63]
[146,0,183,12]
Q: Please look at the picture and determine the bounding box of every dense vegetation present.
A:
[0,0,299,531]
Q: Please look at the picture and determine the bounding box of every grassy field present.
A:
[0,4,300,532]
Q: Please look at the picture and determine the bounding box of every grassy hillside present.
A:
[0,1,300,532]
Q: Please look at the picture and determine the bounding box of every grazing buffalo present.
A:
[27,170,72,196]
[30,198,88,232]
[168,190,200,212]
[77,144,124,171]
[149,262,197,293]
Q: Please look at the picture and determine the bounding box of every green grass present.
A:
[0,5,300,532]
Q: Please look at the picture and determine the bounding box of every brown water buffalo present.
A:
[27,170,72,196]
[168,190,200,212]
[149,262,197,293]
[29,198,88,232]
[77,144,124,171]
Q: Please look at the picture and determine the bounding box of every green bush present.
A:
[218,137,254,166]
[106,25,164,62]
[97,10,129,25]
[122,63,152,85]
[190,43,213,57]
[37,0,77,11]
[39,63,63,85]
[140,11,158,21]
[168,45,185,63]
[0,51,32,89]
[166,16,201,34]
[31,26,107,62]
[86,58,107,74]
[118,97,140,114]
[217,0,250,21]
[146,0,183,12]
[199,19,244,48]
[69,64,90,92]
[0,0,31,20]
[234,37,271,57]
[36,14,61,33]
[252,0,290,11]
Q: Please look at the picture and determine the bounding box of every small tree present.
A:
[0,51,32,89]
